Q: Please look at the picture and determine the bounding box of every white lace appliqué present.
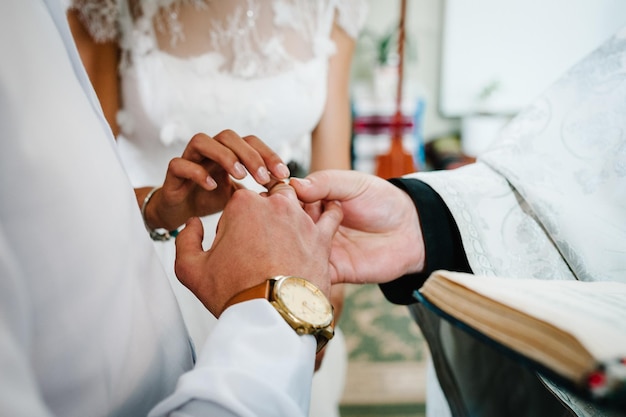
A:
[72,0,367,79]
[154,0,335,79]
[69,0,120,42]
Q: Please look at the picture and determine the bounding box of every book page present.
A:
[427,271,626,361]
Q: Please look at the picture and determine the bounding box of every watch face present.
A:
[274,276,333,327]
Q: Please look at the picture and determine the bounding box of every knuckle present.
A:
[215,129,236,142]
[190,132,208,143]
[188,134,206,148]
[242,134,257,143]
[230,188,253,204]
[167,157,180,170]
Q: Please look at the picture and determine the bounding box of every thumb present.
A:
[291,170,363,204]
[175,217,205,265]
[315,200,343,244]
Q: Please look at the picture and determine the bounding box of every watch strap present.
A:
[222,280,273,311]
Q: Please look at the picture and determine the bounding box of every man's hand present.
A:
[174,182,343,318]
[143,130,290,231]
[291,170,425,286]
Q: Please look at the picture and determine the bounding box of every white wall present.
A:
[353,0,626,142]
[440,0,626,117]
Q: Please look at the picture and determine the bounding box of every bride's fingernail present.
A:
[257,166,270,183]
[206,176,217,189]
[275,163,290,178]
[233,162,246,177]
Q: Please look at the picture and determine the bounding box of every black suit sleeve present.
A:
[379,178,471,305]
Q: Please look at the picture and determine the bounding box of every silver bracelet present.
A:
[141,186,179,241]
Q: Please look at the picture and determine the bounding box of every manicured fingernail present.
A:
[275,163,290,178]
[257,166,270,183]
[206,176,217,189]
[233,162,246,178]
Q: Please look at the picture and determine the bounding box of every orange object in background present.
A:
[375,0,416,179]
[375,113,416,179]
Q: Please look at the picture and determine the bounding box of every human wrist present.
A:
[379,178,470,305]
[140,186,179,241]
[398,188,427,274]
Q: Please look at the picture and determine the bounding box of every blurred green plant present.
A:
[352,23,418,81]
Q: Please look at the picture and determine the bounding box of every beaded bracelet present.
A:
[140,186,179,241]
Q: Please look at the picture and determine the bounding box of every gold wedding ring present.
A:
[267,176,291,193]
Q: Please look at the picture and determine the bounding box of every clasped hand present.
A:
[174,167,426,319]
[175,181,343,318]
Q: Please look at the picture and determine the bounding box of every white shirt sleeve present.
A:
[149,300,317,417]
[0,246,315,417]
[0,222,315,417]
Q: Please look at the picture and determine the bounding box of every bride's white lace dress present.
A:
[68,1,367,415]
[71,0,365,184]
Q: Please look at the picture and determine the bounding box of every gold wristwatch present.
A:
[223,276,334,353]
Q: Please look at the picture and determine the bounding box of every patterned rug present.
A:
[339,283,428,413]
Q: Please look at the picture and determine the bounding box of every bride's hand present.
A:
[143,130,290,231]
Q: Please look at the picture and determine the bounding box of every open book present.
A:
[414,270,626,406]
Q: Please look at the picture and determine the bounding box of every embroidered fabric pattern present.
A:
[67,0,367,173]
[70,0,367,78]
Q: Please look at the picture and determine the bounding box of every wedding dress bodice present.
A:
[70,0,366,186]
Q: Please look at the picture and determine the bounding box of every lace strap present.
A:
[335,0,368,39]
[68,0,120,43]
